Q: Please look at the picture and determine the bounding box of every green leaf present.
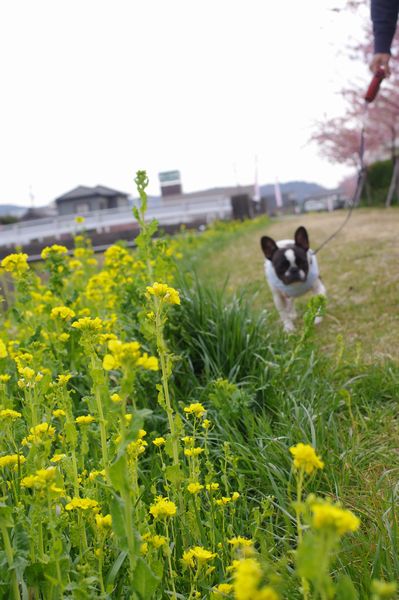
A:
[105,551,127,590]
[165,464,185,485]
[110,496,128,552]
[133,557,160,599]
[0,504,14,528]
[109,455,129,495]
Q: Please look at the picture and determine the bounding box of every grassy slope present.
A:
[193,208,399,363]
[176,208,399,592]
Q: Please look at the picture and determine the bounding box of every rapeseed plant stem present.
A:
[1,525,20,600]
[90,356,109,474]
[295,467,310,600]
[164,520,177,600]
[155,305,179,466]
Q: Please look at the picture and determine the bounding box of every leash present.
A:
[312,67,386,255]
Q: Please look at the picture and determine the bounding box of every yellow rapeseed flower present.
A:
[184,447,204,457]
[95,513,112,529]
[65,497,99,511]
[21,467,58,491]
[151,534,167,548]
[149,496,177,519]
[145,282,181,305]
[89,469,106,481]
[0,409,22,420]
[51,306,76,320]
[52,409,66,418]
[311,501,360,536]
[0,454,26,469]
[182,546,217,569]
[289,443,324,474]
[184,403,206,418]
[187,482,204,494]
[153,437,166,447]
[50,453,66,463]
[22,422,56,445]
[75,415,96,425]
[136,353,159,371]
[206,483,220,492]
[1,253,29,276]
[232,558,262,600]
[72,317,103,332]
[228,537,254,548]
[0,341,8,359]
[111,393,121,403]
[213,583,234,596]
[0,374,11,382]
[41,245,68,260]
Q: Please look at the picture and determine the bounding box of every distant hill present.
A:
[260,181,329,201]
[0,204,28,217]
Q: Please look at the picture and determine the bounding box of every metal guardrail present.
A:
[0,198,232,248]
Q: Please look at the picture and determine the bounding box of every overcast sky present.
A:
[0,1,370,206]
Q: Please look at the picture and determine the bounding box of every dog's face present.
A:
[260,226,310,286]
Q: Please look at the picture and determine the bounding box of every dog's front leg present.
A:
[271,289,295,332]
[311,278,326,325]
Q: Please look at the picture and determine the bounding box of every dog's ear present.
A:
[294,226,309,251]
[260,236,278,260]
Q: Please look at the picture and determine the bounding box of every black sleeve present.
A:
[371,0,399,53]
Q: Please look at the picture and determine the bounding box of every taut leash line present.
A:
[312,67,386,256]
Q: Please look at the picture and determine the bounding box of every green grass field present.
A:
[190,208,399,363]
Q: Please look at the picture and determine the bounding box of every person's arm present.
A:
[370,0,399,74]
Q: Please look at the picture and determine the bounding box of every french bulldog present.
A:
[260,226,326,332]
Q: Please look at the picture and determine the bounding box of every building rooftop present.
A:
[55,185,129,203]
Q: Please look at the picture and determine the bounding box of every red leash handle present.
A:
[365,67,386,103]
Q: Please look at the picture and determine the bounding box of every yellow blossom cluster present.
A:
[75,415,96,425]
[184,402,206,418]
[41,245,68,260]
[232,558,279,600]
[22,422,56,446]
[149,496,177,519]
[95,513,112,529]
[0,454,26,469]
[0,409,22,420]
[216,492,240,506]
[0,340,7,359]
[51,306,76,320]
[65,497,100,511]
[289,443,324,474]
[126,429,148,460]
[72,316,104,332]
[21,466,63,495]
[152,436,166,447]
[146,282,181,305]
[187,482,204,494]
[102,339,158,372]
[182,546,217,569]
[1,253,29,276]
[311,500,360,536]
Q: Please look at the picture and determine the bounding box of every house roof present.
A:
[55,185,128,203]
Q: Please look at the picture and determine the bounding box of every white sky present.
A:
[0,0,371,206]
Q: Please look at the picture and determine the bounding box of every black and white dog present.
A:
[260,226,326,332]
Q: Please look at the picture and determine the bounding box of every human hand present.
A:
[370,53,391,76]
